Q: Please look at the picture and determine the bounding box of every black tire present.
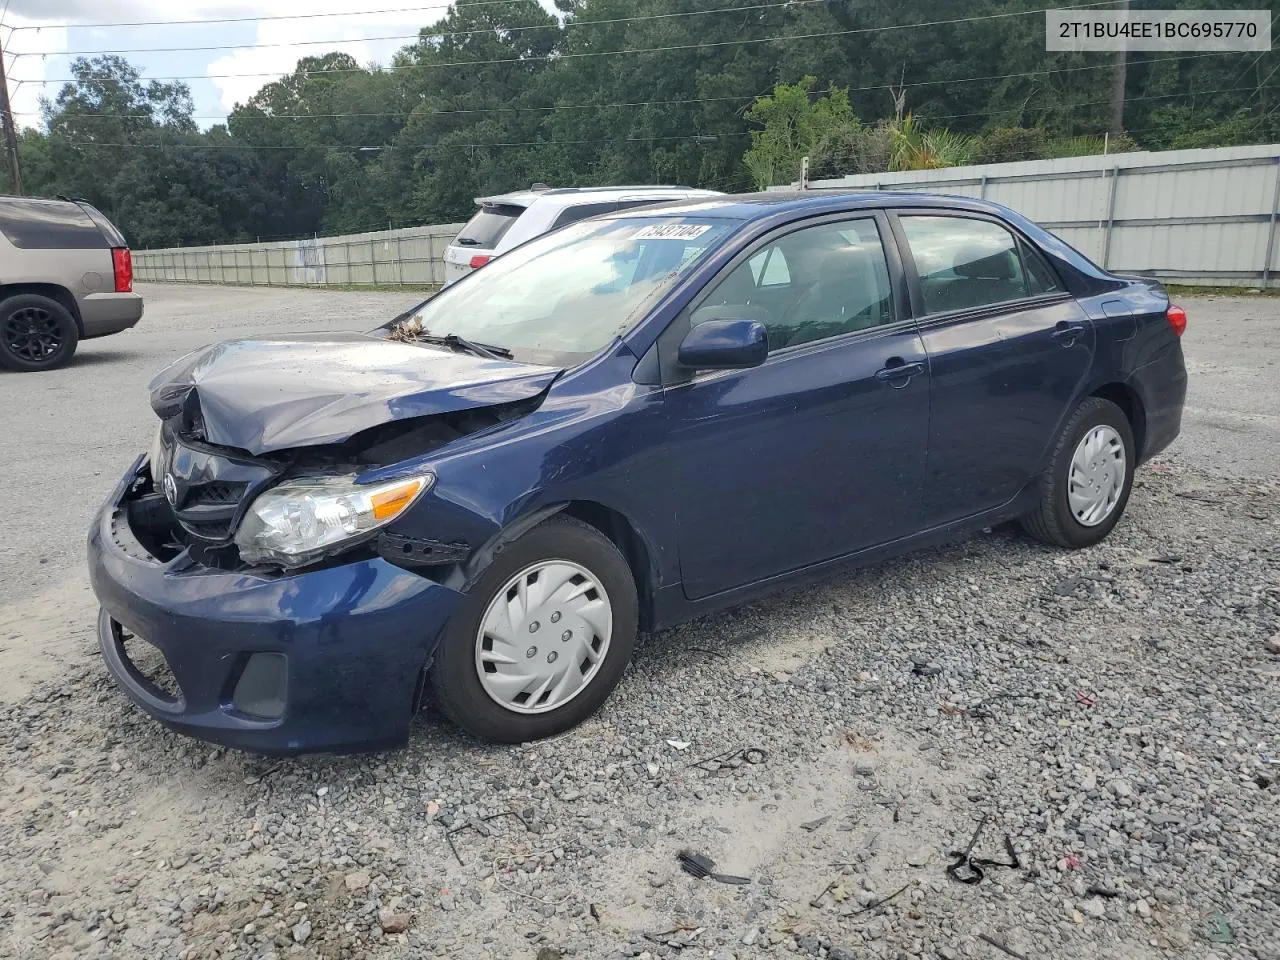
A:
[1021,396,1135,549]
[430,515,639,743]
[0,294,80,372]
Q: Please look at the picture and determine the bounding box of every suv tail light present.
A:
[469,255,491,270]
[1166,303,1187,337]
[112,247,133,293]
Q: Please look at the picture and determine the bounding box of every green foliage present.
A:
[742,78,855,189]
[885,114,980,171]
[810,122,892,180]
[975,127,1049,164]
[1041,132,1139,159]
[5,0,1276,245]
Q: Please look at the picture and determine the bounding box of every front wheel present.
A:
[1020,397,1135,549]
[429,516,638,743]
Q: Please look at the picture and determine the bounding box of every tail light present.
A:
[469,255,491,270]
[1166,303,1187,337]
[112,247,133,293]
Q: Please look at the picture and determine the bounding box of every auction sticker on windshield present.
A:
[632,224,713,241]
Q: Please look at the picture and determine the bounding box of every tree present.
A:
[742,78,856,189]
[7,0,1277,246]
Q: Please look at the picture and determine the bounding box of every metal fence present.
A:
[793,142,1280,288]
[133,222,465,288]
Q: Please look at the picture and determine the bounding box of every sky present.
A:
[4,0,557,130]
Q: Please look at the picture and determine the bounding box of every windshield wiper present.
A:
[455,237,481,246]
[418,332,513,360]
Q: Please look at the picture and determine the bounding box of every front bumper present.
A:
[87,457,462,755]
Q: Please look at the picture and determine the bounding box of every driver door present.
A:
[659,214,932,600]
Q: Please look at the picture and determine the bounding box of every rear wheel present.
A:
[1021,397,1135,549]
[430,515,638,743]
[0,294,80,372]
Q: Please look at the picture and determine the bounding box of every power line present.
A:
[52,131,751,150]
[917,83,1265,126]
[6,0,529,32]
[27,1,1121,84]
[16,52,1231,122]
[19,1,823,58]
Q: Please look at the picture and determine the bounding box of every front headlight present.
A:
[234,473,434,569]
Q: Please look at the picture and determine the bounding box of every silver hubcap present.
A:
[1068,425,1126,527]
[475,560,612,714]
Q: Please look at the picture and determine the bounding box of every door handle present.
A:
[1052,321,1087,346]
[875,359,925,387]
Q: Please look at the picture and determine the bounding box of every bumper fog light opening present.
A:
[231,653,288,721]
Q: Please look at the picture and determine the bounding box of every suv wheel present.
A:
[0,294,80,372]
[430,516,638,743]
[1021,396,1135,548]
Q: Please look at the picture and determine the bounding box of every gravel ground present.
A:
[1,285,1277,960]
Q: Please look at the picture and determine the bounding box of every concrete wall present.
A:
[792,143,1280,288]
[134,223,465,288]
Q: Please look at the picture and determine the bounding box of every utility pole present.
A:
[1109,0,1130,136]
[0,30,22,195]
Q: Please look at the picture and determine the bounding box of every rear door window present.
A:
[899,215,1037,314]
[454,203,526,249]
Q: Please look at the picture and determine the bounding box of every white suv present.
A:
[443,185,723,287]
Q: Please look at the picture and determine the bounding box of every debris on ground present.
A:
[946,814,1021,885]
[441,811,531,866]
[1201,912,1236,945]
[677,850,751,885]
[688,745,767,771]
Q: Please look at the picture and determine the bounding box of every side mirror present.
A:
[677,319,768,371]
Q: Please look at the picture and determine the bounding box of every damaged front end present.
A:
[141,392,545,575]
[136,332,558,574]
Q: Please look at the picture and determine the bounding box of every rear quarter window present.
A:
[0,198,110,250]
[454,204,526,249]
[78,202,129,247]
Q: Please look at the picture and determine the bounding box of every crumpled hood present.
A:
[148,332,560,455]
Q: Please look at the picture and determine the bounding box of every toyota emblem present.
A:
[162,472,178,505]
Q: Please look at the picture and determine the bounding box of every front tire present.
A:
[430,515,638,743]
[1021,397,1135,549]
[0,294,80,372]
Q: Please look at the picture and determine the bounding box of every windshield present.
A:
[402,216,737,365]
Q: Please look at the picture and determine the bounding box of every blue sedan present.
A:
[87,191,1188,753]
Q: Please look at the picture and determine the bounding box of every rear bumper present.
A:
[1130,341,1187,462]
[80,292,144,338]
[87,457,462,755]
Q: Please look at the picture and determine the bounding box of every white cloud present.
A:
[4,1,560,126]
[205,1,455,114]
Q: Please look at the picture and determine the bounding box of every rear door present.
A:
[890,211,1095,526]
[445,202,527,285]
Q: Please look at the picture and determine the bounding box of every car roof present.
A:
[613,190,1020,221]
[475,185,722,207]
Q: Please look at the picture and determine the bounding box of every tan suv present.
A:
[0,195,143,372]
